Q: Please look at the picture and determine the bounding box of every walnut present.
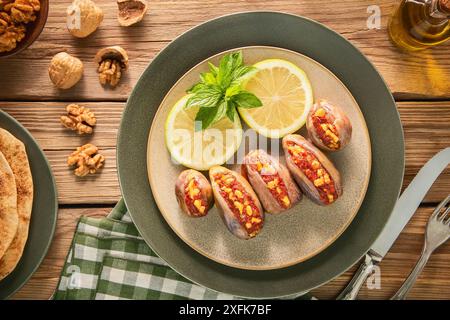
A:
[94,46,128,87]
[68,144,105,177]
[0,12,25,52]
[0,0,14,10]
[3,0,40,24]
[67,0,103,38]
[60,104,96,134]
[117,0,148,27]
[48,52,84,89]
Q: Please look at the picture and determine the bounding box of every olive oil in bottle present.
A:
[388,0,450,50]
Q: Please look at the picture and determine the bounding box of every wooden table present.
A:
[1,0,449,300]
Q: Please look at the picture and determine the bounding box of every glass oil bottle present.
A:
[388,0,450,50]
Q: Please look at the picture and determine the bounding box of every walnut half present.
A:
[60,104,96,134]
[68,143,105,177]
[94,46,128,87]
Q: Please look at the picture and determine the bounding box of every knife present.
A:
[337,147,450,300]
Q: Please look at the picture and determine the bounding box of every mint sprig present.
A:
[185,51,262,131]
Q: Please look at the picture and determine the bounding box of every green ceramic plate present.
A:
[0,110,58,299]
[147,46,372,271]
[118,12,404,298]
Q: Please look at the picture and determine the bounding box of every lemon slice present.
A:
[238,59,313,139]
[165,95,243,171]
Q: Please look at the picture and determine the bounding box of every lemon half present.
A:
[165,95,243,171]
[238,59,314,139]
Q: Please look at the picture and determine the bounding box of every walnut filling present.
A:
[252,161,290,208]
[0,0,40,52]
[98,59,122,87]
[311,108,340,150]
[213,173,262,237]
[67,144,105,177]
[60,104,97,135]
[0,11,25,52]
[4,0,40,23]
[287,142,337,204]
[184,177,207,217]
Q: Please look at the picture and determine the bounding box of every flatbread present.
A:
[0,129,33,280]
[0,150,18,261]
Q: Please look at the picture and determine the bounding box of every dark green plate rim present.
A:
[0,110,58,299]
[117,11,405,298]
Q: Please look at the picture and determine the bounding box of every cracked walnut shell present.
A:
[68,144,105,177]
[61,104,96,134]
[49,52,83,89]
[67,0,103,38]
[117,0,148,27]
[95,46,128,87]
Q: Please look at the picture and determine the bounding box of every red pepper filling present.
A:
[311,108,340,150]
[286,141,338,204]
[184,178,208,217]
[250,161,291,209]
[213,173,263,237]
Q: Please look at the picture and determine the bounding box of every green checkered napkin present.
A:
[54,199,237,300]
[54,200,312,300]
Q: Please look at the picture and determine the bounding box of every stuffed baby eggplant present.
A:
[306,100,352,152]
[282,134,342,206]
[175,169,213,217]
[209,166,264,240]
[242,150,301,214]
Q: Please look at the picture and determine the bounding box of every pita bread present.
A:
[0,129,33,280]
[0,150,18,261]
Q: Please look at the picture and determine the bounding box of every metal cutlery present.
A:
[391,195,450,300]
[337,147,450,300]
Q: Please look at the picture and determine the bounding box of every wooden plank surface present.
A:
[0,0,449,101]
[0,101,448,205]
[2,0,449,301]
[11,206,450,300]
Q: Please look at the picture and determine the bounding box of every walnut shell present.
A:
[94,45,129,69]
[48,52,83,89]
[117,0,148,27]
[67,0,104,38]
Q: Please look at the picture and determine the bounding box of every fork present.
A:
[391,194,450,300]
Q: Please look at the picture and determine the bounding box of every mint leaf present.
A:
[212,100,228,124]
[185,85,223,109]
[200,72,217,85]
[233,91,263,109]
[208,62,219,76]
[225,85,241,99]
[194,100,230,131]
[185,51,262,131]
[217,51,243,89]
[231,66,256,85]
[194,106,219,131]
[230,51,243,70]
[187,82,206,94]
[226,101,237,122]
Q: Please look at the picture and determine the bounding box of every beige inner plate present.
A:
[147,46,371,270]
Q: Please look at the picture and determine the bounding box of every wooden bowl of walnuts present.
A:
[0,0,49,58]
